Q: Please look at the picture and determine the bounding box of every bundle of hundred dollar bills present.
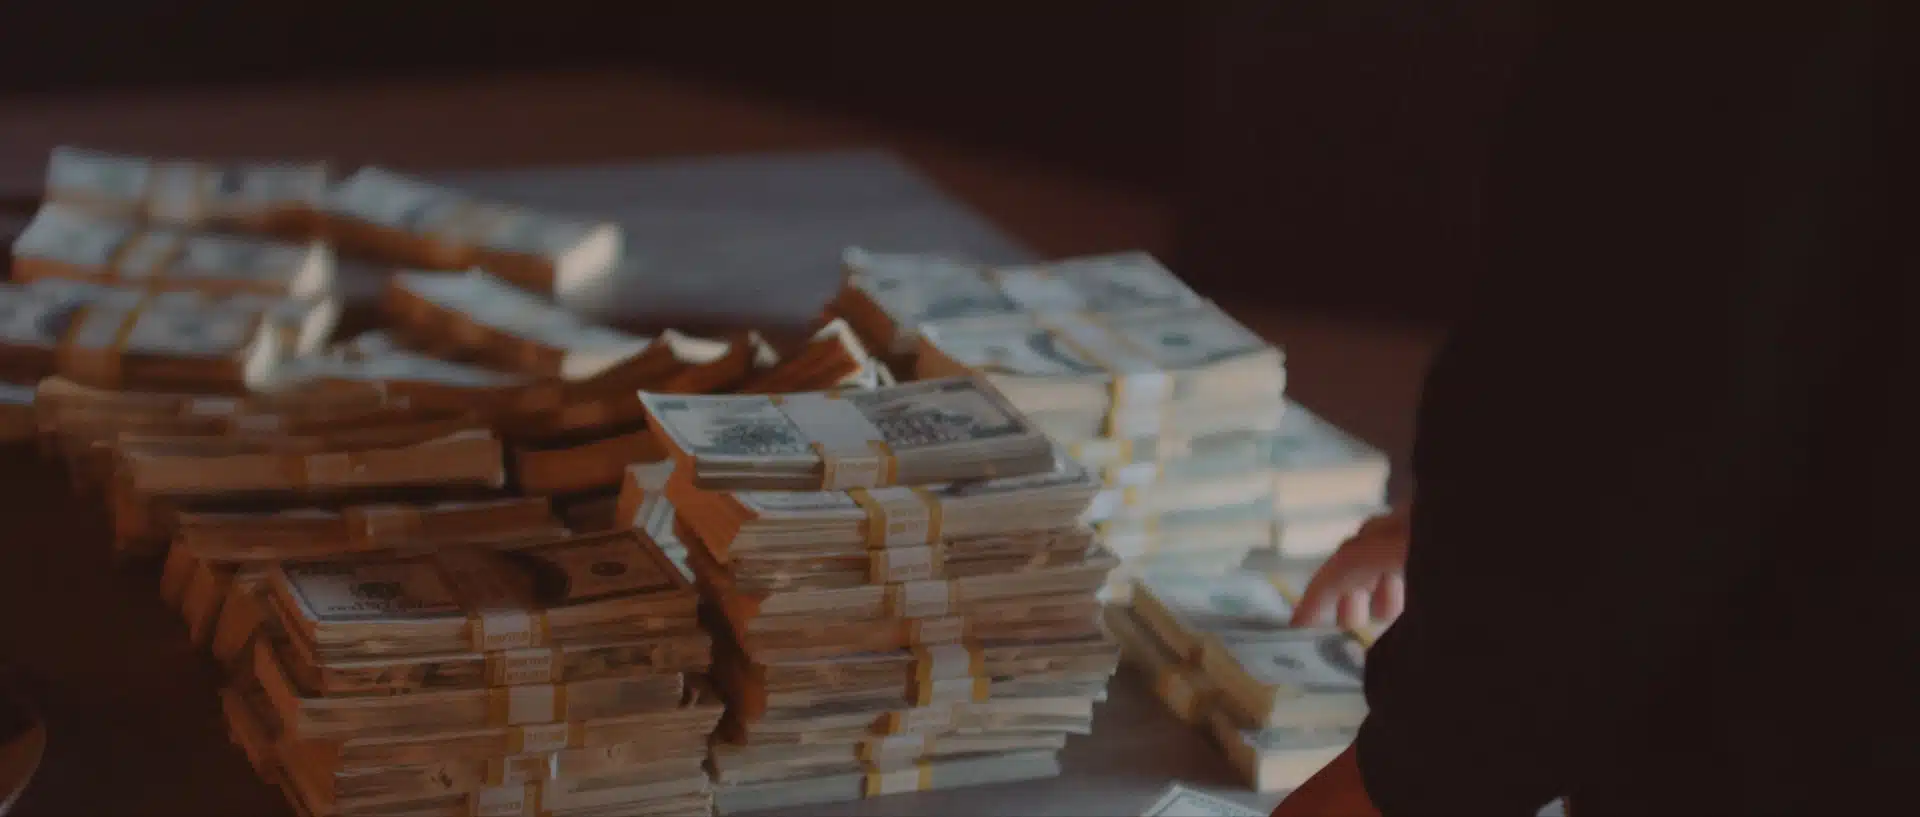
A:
[833,246,1391,600]
[637,378,1122,813]
[1107,570,1369,793]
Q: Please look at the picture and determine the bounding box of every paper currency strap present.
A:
[505,721,588,755]
[344,505,424,544]
[848,486,943,549]
[858,732,935,761]
[1032,312,1172,407]
[863,761,934,798]
[866,542,943,584]
[54,300,154,386]
[100,229,186,279]
[909,643,990,706]
[485,683,569,727]
[484,751,561,786]
[882,579,961,623]
[468,779,550,817]
[767,392,898,490]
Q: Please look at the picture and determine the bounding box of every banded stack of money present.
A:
[12,206,336,298]
[107,428,506,560]
[44,146,329,237]
[0,279,338,392]
[1127,573,1368,792]
[831,247,1206,358]
[1264,402,1391,561]
[659,407,1121,812]
[325,167,621,299]
[31,375,427,493]
[914,303,1290,600]
[639,376,1055,492]
[222,529,723,817]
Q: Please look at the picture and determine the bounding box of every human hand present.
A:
[1291,506,1411,630]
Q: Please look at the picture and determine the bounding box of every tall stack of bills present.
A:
[639,377,1122,813]
[230,529,722,816]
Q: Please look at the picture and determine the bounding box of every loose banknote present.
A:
[1141,783,1267,817]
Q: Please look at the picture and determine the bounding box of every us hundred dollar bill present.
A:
[44,146,328,235]
[12,206,334,298]
[326,167,621,299]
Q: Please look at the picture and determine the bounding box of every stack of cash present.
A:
[1117,573,1366,793]
[640,377,1122,813]
[225,529,724,817]
[12,206,336,298]
[913,300,1290,600]
[326,167,622,299]
[44,146,330,238]
[831,247,1206,358]
[1263,402,1391,563]
[0,278,340,393]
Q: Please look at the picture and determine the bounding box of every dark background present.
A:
[0,1,1541,325]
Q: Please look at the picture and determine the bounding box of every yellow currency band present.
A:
[469,610,552,653]
[910,643,985,685]
[1034,312,1168,438]
[485,647,564,686]
[468,780,545,817]
[505,722,585,755]
[862,762,933,798]
[848,486,942,549]
[56,302,143,387]
[857,734,935,762]
[769,392,899,489]
[484,753,557,787]
[903,614,968,646]
[486,684,569,727]
[883,582,959,621]
[347,505,424,546]
[910,662,990,706]
[808,438,898,489]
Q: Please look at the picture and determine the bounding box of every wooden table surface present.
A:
[0,72,1440,816]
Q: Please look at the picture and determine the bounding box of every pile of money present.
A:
[1114,573,1367,793]
[224,530,723,816]
[326,168,622,299]
[641,377,1123,813]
